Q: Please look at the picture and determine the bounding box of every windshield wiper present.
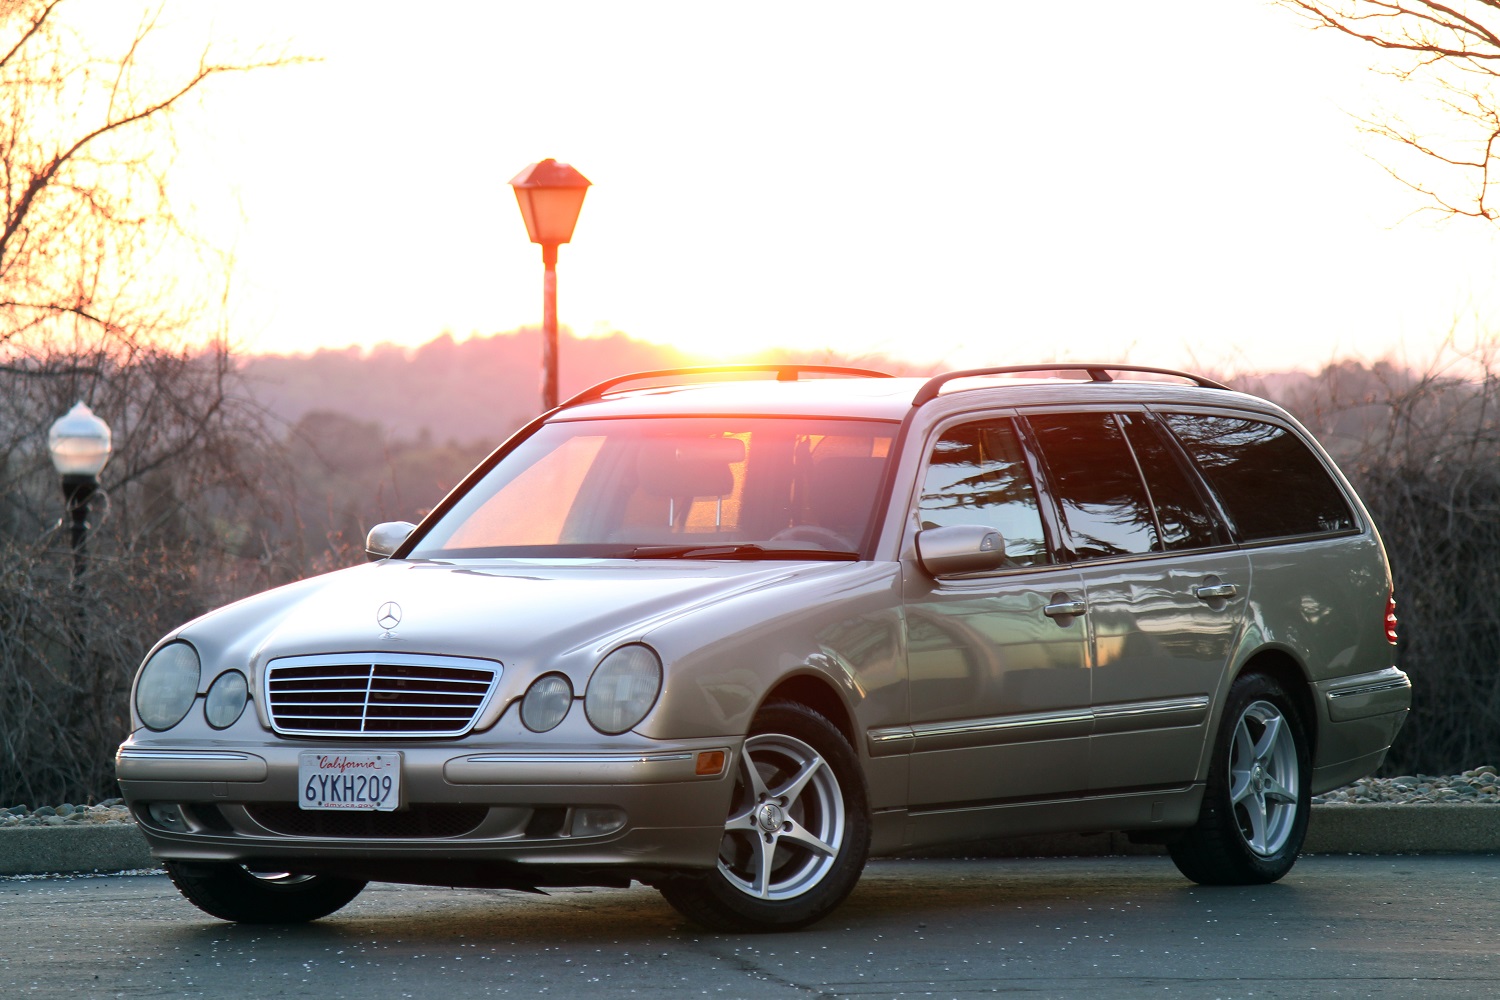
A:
[622,543,858,561]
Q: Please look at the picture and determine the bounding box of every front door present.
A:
[901,416,1092,810]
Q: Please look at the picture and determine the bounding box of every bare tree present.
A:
[1284,1,1500,221]
[1243,348,1500,775]
[0,1,304,806]
[1,0,296,354]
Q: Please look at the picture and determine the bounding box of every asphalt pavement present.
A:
[1,804,1496,877]
[4,855,1498,998]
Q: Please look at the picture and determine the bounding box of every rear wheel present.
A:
[165,861,366,923]
[658,701,870,932]
[1169,672,1310,885]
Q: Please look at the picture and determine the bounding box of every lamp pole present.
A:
[62,475,96,582]
[542,240,559,412]
[48,402,112,587]
[509,159,591,411]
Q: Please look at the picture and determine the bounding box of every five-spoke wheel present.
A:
[717,730,847,901]
[1227,698,1300,857]
[1169,672,1310,885]
[658,701,870,932]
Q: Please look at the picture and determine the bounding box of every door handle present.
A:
[1193,583,1238,601]
[1043,599,1087,619]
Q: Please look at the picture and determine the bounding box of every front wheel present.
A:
[1169,672,1310,885]
[658,701,871,932]
[165,861,366,923]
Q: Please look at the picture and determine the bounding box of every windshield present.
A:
[409,416,898,559]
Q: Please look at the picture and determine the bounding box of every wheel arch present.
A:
[759,672,857,750]
[1233,647,1318,747]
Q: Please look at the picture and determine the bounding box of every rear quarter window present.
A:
[1161,412,1357,541]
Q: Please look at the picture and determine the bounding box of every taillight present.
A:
[1385,593,1399,645]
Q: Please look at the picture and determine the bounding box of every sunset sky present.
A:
[140,1,1500,375]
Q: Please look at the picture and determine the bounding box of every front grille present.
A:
[264,653,501,737]
[247,803,489,839]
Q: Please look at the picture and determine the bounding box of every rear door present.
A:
[1023,409,1249,792]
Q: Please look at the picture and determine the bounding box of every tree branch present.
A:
[1284,0,1500,221]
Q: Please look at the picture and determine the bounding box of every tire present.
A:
[1169,672,1311,885]
[658,701,871,932]
[165,861,366,923]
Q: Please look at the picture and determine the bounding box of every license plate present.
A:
[298,752,400,811]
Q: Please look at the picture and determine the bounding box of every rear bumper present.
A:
[1320,666,1412,723]
[1309,666,1411,794]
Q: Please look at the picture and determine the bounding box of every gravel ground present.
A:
[1,799,133,828]
[0,766,1494,828]
[1310,765,1499,805]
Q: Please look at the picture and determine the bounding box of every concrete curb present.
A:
[0,825,155,876]
[2,805,1496,877]
[1304,803,1500,854]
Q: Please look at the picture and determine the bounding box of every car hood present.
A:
[187,557,856,672]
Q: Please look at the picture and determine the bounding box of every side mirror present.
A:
[365,521,416,561]
[915,524,1008,578]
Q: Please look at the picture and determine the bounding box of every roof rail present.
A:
[558,364,895,410]
[911,364,1230,406]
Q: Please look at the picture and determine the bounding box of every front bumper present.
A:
[116,736,738,881]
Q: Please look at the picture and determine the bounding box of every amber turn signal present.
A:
[695,750,726,776]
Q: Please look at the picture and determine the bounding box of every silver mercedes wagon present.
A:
[116,364,1411,932]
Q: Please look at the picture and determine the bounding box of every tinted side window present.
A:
[1118,413,1221,550]
[1027,413,1158,558]
[919,419,1050,566]
[1162,413,1356,540]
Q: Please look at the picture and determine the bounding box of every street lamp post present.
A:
[48,402,112,585]
[509,158,591,411]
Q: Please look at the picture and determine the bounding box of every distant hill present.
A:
[241,329,1409,460]
[238,328,933,447]
[240,329,692,448]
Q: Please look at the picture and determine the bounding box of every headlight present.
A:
[584,644,662,735]
[521,673,573,732]
[204,670,249,729]
[135,642,200,731]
